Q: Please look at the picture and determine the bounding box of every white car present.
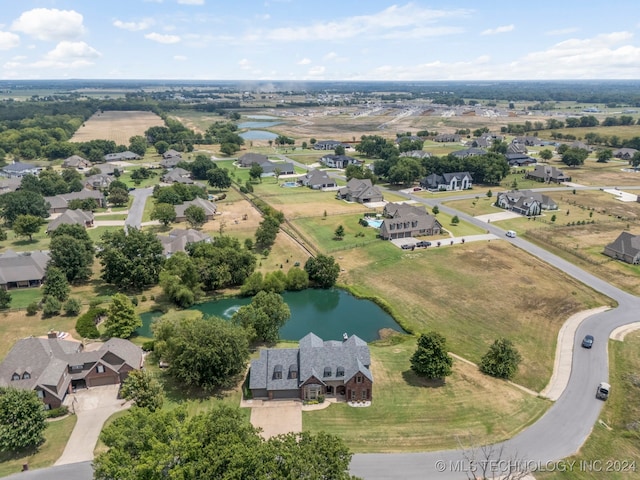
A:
[506,230,517,238]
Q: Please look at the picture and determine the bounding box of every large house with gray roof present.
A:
[1,161,42,178]
[158,228,212,257]
[420,172,473,191]
[495,190,558,217]
[300,169,336,189]
[44,190,106,214]
[379,203,442,240]
[525,165,571,184]
[337,178,383,203]
[0,333,143,409]
[0,250,50,290]
[603,232,640,264]
[249,332,373,402]
[174,197,217,222]
[104,151,141,162]
[46,209,94,233]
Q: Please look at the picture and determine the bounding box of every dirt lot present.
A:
[71,110,164,145]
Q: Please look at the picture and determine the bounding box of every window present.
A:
[362,390,367,400]
[96,365,105,374]
[288,364,297,379]
[356,375,362,383]
[22,372,31,380]
[350,390,356,400]
[37,390,45,398]
[273,364,283,380]
[336,366,344,377]
[11,373,20,381]
[323,367,332,377]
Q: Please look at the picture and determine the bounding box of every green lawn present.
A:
[3,224,50,253]
[87,226,123,243]
[8,288,42,309]
[303,336,549,453]
[0,415,77,478]
[292,214,380,253]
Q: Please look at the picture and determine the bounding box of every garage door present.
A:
[87,376,117,387]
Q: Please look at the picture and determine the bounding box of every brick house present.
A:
[379,203,442,240]
[249,332,373,403]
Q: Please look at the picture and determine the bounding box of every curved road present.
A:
[12,163,640,479]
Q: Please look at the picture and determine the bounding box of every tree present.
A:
[451,215,460,225]
[334,224,345,240]
[305,254,340,288]
[43,266,70,302]
[42,296,62,317]
[49,224,94,283]
[432,205,439,215]
[120,370,164,412]
[249,163,263,182]
[150,202,176,227]
[0,289,11,309]
[98,228,165,290]
[154,140,169,155]
[410,332,453,380]
[486,190,493,198]
[207,167,232,189]
[64,297,82,316]
[105,293,141,339]
[190,154,216,180]
[538,149,553,161]
[255,215,280,250]
[561,147,589,167]
[334,144,346,156]
[240,271,264,297]
[233,291,290,343]
[184,205,207,228]
[128,135,148,156]
[153,311,249,391]
[0,388,46,452]
[94,405,357,480]
[108,187,129,207]
[480,338,522,380]
[286,267,309,291]
[12,214,42,241]
[596,148,613,163]
[262,270,287,294]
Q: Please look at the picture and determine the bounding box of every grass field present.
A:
[0,415,77,478]
[338,240,611,392]
[70,110,165,145]
[303,335,549,453]
[537,332,640,480]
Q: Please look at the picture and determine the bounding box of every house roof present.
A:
[260,160,295,175]
[238,153,268,167]
[44,190,104,210]
[0,250,50,286]
[175,197,217,218]
[162,168,193,184]
[2,162,39,173]
[605,232,640,258]
[160,157,182,169]
[338,178,383,201]
[450,148,486,158]
[47,209,93,233]
[249,332,372,392]
[399,150,431,159]
[380,211,441,238]
[104,151,141,162]
[63,155,91,168]
[85,174,113,188]
[383,202,427,218]
[0,336,142,399]
[304,169,334,186]
[158,228,211,256]
[162,149,182,159]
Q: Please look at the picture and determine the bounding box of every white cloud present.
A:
[174,55,187,61]
[113,18,155,32]
[307,66,325,76]
[239,58,251,70]
[263,4,471,42]
[0,31,20,50]
[481,24,514,35]
[11,8,85,41]
[145,32,181,44]
[177,0,205,4]
[297,58,311,65]
[45,41,101,61]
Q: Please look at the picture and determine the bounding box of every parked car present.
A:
[401,244,415,250]
[506,230,517,238]
[596,382,610,400]
[581,334,594,348]
[416,241,432,248]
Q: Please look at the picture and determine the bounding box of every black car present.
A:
[581,334,594,348]
[401,244,415,250]
[416,241,432,248]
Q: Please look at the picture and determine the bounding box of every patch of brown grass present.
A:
[71,111,164,145]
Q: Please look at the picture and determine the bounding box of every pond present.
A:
[246,115,279,120]
[137,289,404,342]
[238,121,283,128]
[239,130,279,140]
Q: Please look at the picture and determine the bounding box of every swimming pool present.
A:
[281,181,299,188]
[366,219,383,228]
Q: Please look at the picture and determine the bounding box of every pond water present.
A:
[239,130,279,140]
[137,289,404,342]
[246,115,279,120]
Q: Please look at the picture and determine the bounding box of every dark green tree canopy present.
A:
[153,311,249,391]
[0,387,47,453]
[120,370,164,412]
[233,291,290,344]
[97,228,165,290]
[305,254,340,289]
[410,332,453,380]
[479,338,522,380]
[0,190,50,226]
[105,293,141,339]
[49,224,94,283]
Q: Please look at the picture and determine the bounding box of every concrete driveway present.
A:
[247,399,302,439]
[54,385,131,466]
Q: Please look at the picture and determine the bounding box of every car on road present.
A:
[506,230,517,238]
[401,244,415,250]
[596,382,610,400]
[581,334,594,348]
[416,241,431,248]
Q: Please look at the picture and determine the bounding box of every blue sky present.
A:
[0,0,639,81]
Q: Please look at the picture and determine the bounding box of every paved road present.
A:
[124,187,154,230]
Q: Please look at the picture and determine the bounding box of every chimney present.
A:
[47,331,57,339]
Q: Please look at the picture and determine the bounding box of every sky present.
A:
[0,0,639,81]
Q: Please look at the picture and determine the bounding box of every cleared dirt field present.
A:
[71,110,164,145]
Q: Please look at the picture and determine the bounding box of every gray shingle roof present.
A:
[0,250,50,286]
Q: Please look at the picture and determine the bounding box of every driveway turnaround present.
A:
[248,399,302,439]
[54,385,131,466]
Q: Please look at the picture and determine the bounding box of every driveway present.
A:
[247,399,302,439]
[125,187,154,230]
[54,385,131,466]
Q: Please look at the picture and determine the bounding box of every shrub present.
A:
[64,298,82,316]
[46,406,69,419]
[42,297,62,317]
[130,296,139,306]
[142,340,155,352]
[89,298,103,308]
[141,295,147,302]
[26,301,40,316]
[75,307,106,339]
[239,186,248,194]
